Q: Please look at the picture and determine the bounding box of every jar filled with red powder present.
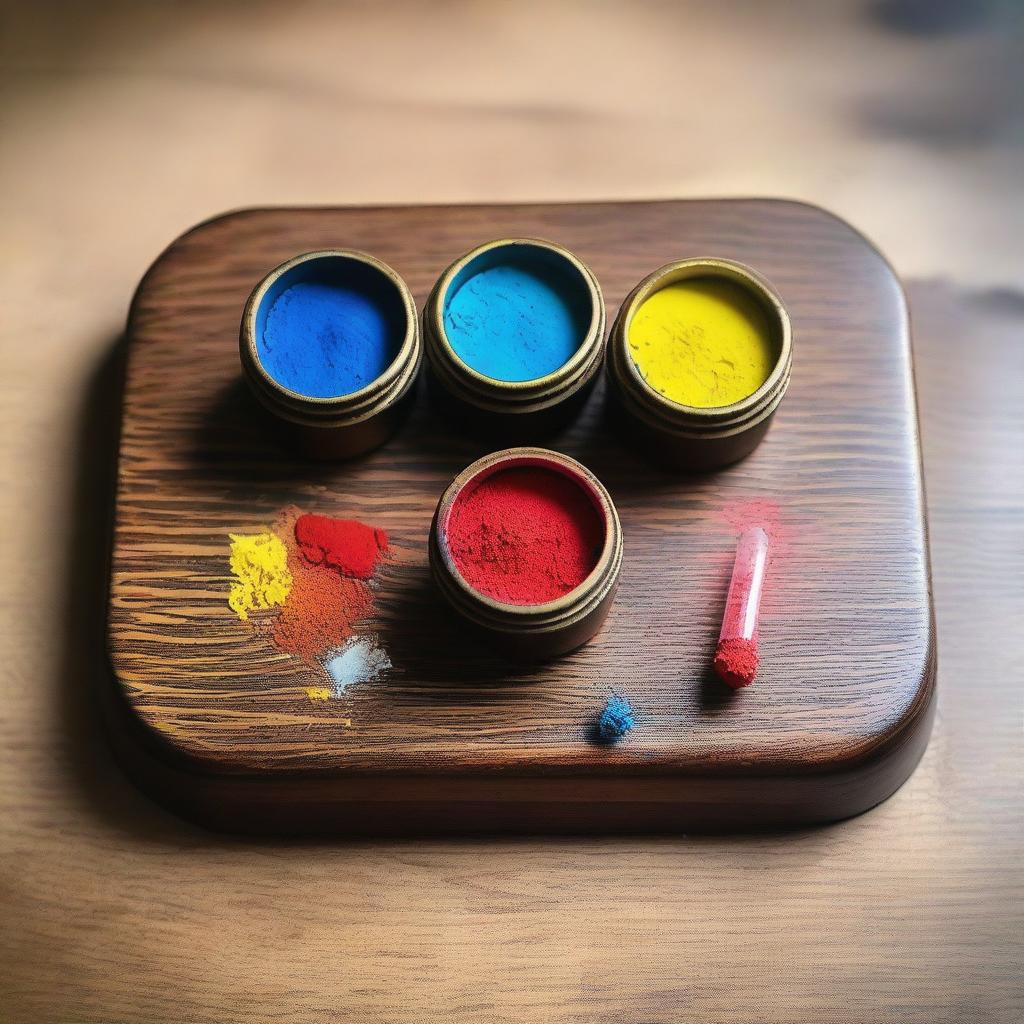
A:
[429,448,622,659]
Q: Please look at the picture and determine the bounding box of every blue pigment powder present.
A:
[595,695,635,744]
[442,245,592,382]
[256,258,405,399]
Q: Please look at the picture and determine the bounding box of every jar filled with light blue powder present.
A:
[240,249,421,459]
[424,238,605,435]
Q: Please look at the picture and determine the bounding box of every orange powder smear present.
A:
[272,565,375,660]
[268,506,380,663]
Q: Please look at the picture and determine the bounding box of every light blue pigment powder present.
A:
[443,248,591,382]
[323,635,392,696]
[256,261,403,399]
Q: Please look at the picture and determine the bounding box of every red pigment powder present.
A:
[294,513,387,578]
[713,637,759,689]
[267,508,383,663]
[445,465,605,605]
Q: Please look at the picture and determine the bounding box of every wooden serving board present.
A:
[105,200,935,833]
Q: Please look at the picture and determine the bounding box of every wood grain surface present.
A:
[107,200,934,830]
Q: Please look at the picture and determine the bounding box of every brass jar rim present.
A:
[431,447,622,624]
[425,238,606,406]
[614,257,792,423]
[240,249,420,423]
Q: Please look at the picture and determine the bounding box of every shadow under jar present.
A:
[423,238,606,439]
[607,257,792,470]
[240,249,421,459]
[429,448,622,660]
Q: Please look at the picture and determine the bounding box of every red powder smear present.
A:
[723,498,783,549]
[294,513,388,579]
[714,637,759,689]
[262,506,385,664]
[446,465,605,605]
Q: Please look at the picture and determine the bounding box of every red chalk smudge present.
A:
[294,513,388,579]
[723,497,783,550]
[718,497,790,623]
[714,637,759,688]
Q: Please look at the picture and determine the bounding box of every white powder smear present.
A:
[323,635,392,695]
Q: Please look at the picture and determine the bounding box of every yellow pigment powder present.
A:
[627,278,775,407]
[227,531,293,620]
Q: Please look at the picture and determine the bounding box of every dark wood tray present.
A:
[105,199,936,833]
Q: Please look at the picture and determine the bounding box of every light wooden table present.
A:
[2,3,1021,1021]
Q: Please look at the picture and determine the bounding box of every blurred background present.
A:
[3,0,1022,328]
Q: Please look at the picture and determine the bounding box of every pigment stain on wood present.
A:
[106,200,936,832]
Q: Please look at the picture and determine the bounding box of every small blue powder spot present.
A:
[595,695,634,745]
[443,254,590,382]
[258,278,401,399]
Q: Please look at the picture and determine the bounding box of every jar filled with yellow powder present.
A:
[607,258,791,469]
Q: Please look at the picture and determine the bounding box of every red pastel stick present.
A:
[714,526,769,688]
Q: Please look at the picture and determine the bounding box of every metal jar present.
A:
[607,257,792,470]
[240,249,421,460]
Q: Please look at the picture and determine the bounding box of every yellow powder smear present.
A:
[627,277,775,408]
[304,687,332,702]
[227,531,293,621]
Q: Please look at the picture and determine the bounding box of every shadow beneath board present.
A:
[58,334,211,843]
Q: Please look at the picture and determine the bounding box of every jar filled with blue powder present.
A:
[241,249,421,459]
[424,239,605,435]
